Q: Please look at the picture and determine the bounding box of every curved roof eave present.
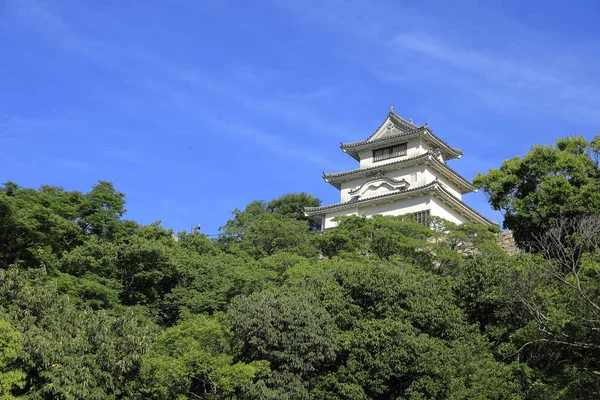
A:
[305,180,441,216]
[432,185,496,226]
[305,181,495,226]
[323,152,476,193]
[341,129,462,161]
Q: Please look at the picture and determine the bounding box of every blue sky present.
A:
[2,0,600,234]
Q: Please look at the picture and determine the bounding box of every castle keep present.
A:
[305,108,493,230]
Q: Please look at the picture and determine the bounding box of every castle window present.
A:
[413,210,430,225]
[373,143,407,162]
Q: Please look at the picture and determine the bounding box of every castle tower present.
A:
[305,108,494,230]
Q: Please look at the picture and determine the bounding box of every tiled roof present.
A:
[341,111,463,161]
[434,184,495,225]
[364,111,418,142]
[389,112,419,132]
[428,156,475,192]
[324,153,430,180]
[305,181,440,214]
[305,180,494,225]
[341,126,427,149]
[323,152,476,193]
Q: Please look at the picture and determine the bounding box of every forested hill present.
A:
[1,136,600,399]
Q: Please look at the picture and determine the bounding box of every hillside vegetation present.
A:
[1,136,600,399]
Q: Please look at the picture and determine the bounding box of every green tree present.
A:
[0,183,83,268]
[218,193,321,253]
[77,181,127,239]
[2,181,567,398]
[242,213,318,258]
[218,200,268,247]
[0,268,154,399]
[0,319,25,399]
[0,181,132,269]
[318,214,439,264]
[116,230,180,307]
[498,217,600,398]
[283,260,529,399]
[227,289,337,378]
[473,135,600,248]
[164,251,276,321]
[177,231,220,256]
[266,192,321,230]
[140,314,269,399]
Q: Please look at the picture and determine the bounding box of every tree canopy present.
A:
[473,135,600,248]
[1,163,600,399]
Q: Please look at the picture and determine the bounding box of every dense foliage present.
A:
[2,141,600,399]
[474,135,600,248]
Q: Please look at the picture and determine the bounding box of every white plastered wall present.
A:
[358,137,426,169]
[359,195,432,218]
[324,195,433,229]
[386,164,427,187]
[323,207,359,229]
[429,197,469,225]
[339,164,426,202]
[340,179,367,202]
[422,165,463,199]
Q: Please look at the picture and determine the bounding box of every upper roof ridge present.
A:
[388,110,419,131]
[340,108,462,161]
[364,109,420,143]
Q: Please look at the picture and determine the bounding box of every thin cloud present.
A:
[56,158,90,170]
[207,119,346,171]
[269,0,600,126]
[389,32,600,124]
[172,68,356,139]
[0,115,82,139]
[13,2,356,142]
[15,1,109,60]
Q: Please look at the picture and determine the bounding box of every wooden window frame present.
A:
[373,143,407,162]
[413,210,431,225]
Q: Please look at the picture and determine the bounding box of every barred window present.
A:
[413,210,430,225]
[373,143,407,162]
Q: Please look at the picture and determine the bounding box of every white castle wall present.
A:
[339,164,426,202]
[423,167,463,199]
[322,195,472,230]
[338,164,462,203]
[358,137,423,169]
[323,195,433,229]
[429,197,469,225]
[323,207,360,229]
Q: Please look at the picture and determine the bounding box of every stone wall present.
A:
[496,231,520,254]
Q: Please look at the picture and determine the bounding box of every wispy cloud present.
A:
[169,68,357,139]
[15,1,110,60]
[207,119,346,171]
[389,32,600,123]
[56,158,90,170]
[269,0,600,127]
[0,114,81,139]
[392,33,551,86]
[12,1,356,146]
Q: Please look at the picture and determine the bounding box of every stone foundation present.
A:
[496,231,519,254]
